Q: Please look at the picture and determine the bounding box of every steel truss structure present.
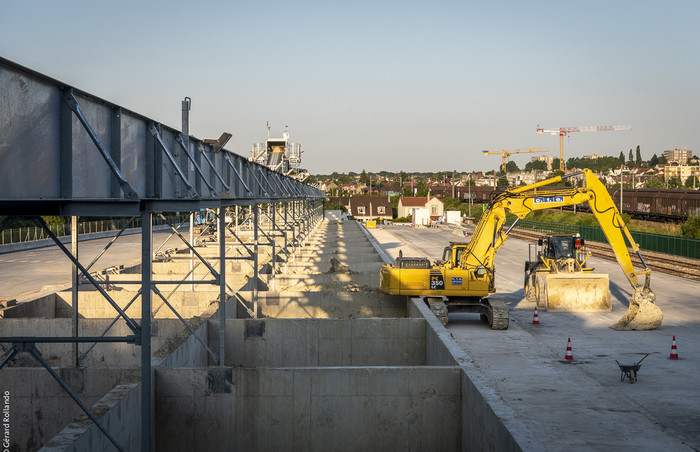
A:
[0,57,324,451]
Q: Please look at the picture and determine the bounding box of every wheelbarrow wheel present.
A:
[629,369,636,384]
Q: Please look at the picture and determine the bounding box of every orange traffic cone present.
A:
[565,337,574,360]
[532,306,540,325]
[669,336,679,360]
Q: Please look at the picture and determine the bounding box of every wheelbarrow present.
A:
[615,354,649,384]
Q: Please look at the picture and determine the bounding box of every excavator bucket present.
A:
[537,273,611,311]
[612,288,663,331]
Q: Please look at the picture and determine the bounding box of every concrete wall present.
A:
[1,368,139,451]
[154,368,233,452]
[0,293,58,318]
[209,318,426,367]
[408,298,542,451]
[1,290,221,320]
[154,366,462,452]
[266,273,379,289]
[158,320,211,368]
[232,291,406,319]
[0,319,203,367]
[40,383,141,452]
[53,290,219,320]
[235,367,462,451]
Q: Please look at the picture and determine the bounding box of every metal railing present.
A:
[0,215,186,246]
[508,218,700,260]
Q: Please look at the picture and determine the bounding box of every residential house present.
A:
[397,196,444,221]
[348,197,393,221]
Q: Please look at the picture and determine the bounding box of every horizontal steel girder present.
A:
[0,57,324,216]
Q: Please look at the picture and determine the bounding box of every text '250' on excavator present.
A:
[379,169,663,331]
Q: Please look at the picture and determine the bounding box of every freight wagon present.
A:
[460,186,700,222]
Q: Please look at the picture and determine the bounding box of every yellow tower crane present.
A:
[482,148,549,174]
[537,124,632,172]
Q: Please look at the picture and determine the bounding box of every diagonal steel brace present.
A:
[33,216,140,333]
[148,123,198,197]
[63,89,138,200]
[157,213,220,279]
[175,135,217,196]
[152,286,218,363]
[224,154,253,194]
[196,143,230,191]
[3,342,124,451]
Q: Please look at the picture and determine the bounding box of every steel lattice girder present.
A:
[0,57,324,216]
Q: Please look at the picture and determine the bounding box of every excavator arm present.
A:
[460,169,662,330]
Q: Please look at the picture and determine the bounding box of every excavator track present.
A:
[425,297,449,326]
[424,297,509,330]
[484,299,509,330]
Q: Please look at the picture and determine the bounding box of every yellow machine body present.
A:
[379,169,662,330]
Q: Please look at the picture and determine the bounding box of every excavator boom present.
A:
[379,169,662,330]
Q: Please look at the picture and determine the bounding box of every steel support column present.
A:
[140,211,152,452]
[219,207,226,365]
[71,216,79,367]
[253,204,259,318]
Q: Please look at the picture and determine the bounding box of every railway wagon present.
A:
[608,188,700,221]
[460,186,700,222]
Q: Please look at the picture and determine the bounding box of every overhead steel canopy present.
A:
[0,57,324,216]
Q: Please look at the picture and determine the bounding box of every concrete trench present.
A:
[1,219,536,451]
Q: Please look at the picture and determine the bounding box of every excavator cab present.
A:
[543,235,573,259]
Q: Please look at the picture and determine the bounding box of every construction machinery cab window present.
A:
[546,236,574,259]
[442,243,465,265]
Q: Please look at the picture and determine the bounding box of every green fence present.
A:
[509,218,700,260]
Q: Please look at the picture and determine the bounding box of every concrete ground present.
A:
[371,223,700,451]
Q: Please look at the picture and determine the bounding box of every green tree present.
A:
[324,201,347,212]
[619,151,625,164]
[505,161,519,172]
[681,215,700,239]
[667,176,683,189]
[416,181,429,196]
[552,158,561,171]
[628,149,634,166]
[659,155,668,165]
[497,175,509,186]
[644,177,665,189]
[635,145,642,166]
[359,169,370,185]
[395,171,407,185]
[685,176,700,189]
[525,160,548,171]
[649,154,659,167]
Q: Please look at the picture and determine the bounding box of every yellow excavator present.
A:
[379,169,663,331]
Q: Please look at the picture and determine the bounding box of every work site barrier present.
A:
[509,218,700,260]
[0,215,187,246]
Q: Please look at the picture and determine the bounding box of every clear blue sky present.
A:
[2,1,698,174]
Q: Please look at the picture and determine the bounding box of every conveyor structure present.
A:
[0,57,324,451]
